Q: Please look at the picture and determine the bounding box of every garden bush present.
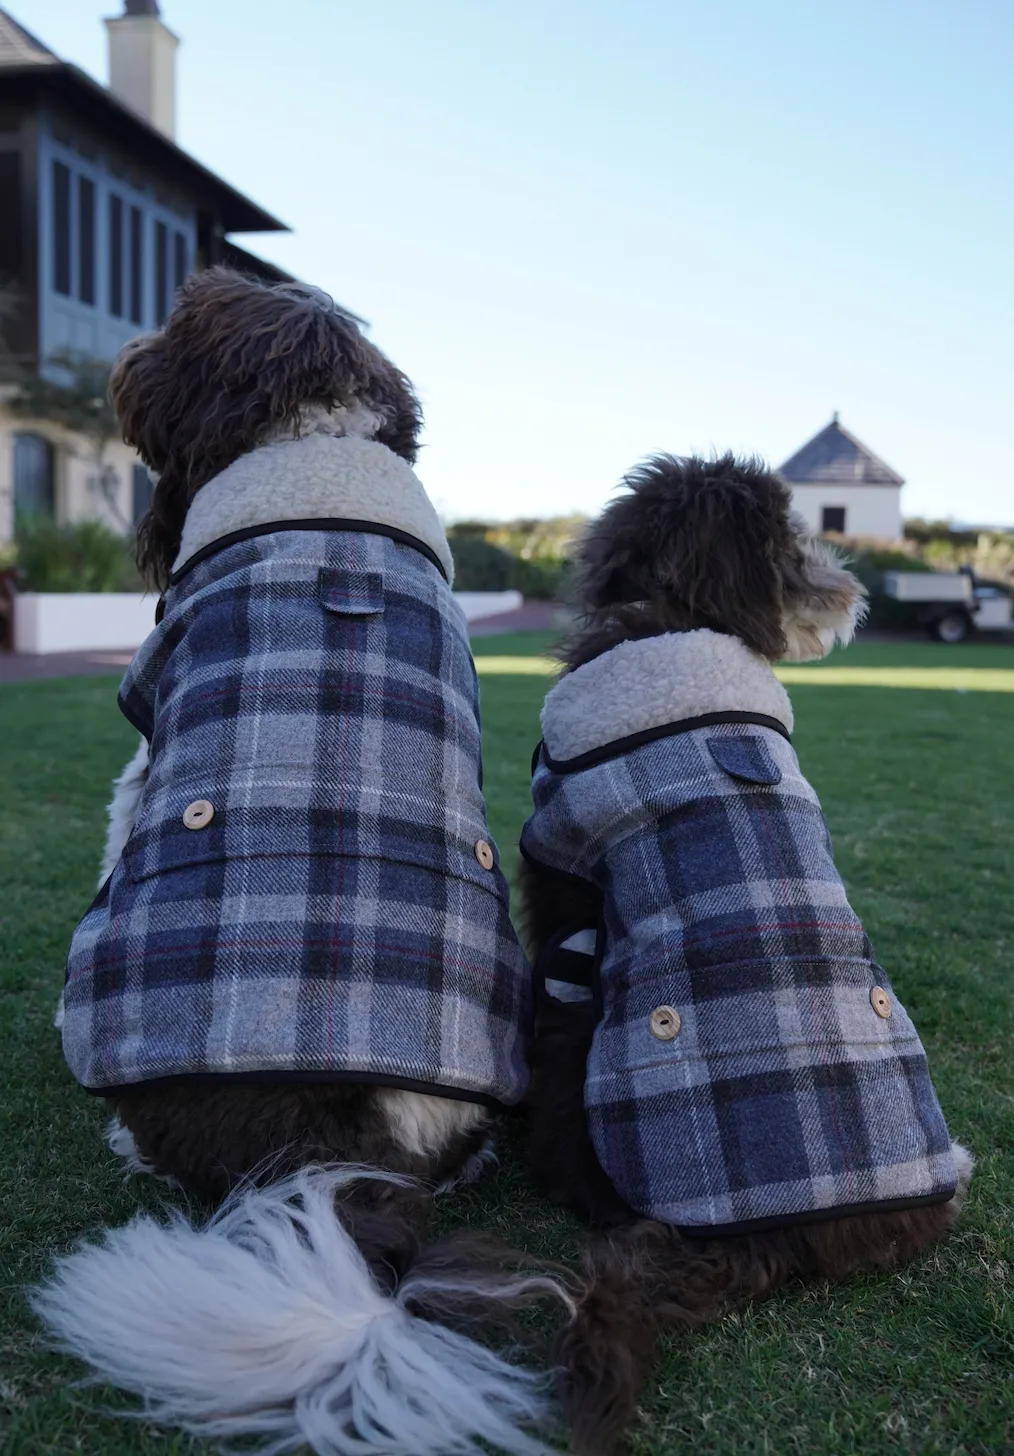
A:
[447,531,515,592]
[13,518,142,593]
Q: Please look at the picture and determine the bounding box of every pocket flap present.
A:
[707,735,782,785]
[122,777,501,894]
[318,568,384,616]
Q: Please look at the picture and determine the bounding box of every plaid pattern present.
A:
[63,527,531,1107]
[522,722,957,1230]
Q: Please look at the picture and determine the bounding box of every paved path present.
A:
[7,614,992,684]
[468,601,569,636]
[0,649,136,683]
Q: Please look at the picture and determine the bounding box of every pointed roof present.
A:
[778,415,904,488]
[0,8,58,66]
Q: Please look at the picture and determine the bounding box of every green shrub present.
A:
[14,518,142,593]
[447,532,515,592]
[448,517,581,600]
[509,556,572,600]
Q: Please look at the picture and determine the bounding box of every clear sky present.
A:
[15,0,1014,526]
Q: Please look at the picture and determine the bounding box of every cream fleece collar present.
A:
[541,629,794,762]
[172,434,454,584]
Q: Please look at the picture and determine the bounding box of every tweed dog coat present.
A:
[63,433,531,1108]
[521,630,958,1232]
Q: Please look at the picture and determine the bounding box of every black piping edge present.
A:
[538,711,793,775]
[81,1067,517,1113]
[169,518,449,587]
[674,1185,958,1238]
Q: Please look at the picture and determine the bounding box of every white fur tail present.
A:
[33,1167,565,1456]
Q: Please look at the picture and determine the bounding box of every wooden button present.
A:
[870,986,892,1019]
[649,1005,682,1041]
[182,798,214,830]
[474,839,495,871]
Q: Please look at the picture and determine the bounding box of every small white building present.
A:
[778,415,903,540]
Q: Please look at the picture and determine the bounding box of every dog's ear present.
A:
[575,455,795,661]
[367,359,424,466]
[779,527,867,661]
[109,331,174,472]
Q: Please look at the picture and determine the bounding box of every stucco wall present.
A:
[787,483,903,540]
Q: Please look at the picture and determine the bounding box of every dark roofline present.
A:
[2,60,288,235]
[777,417,904,488]
[826,419,904,485]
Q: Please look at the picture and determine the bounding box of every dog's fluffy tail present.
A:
[33,1166,572,1456]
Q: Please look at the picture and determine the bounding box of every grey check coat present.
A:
[63,523,531,1108]
[521,647,957,1233]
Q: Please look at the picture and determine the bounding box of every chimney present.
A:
[105,0,179,141]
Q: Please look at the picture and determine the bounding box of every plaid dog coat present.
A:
[63,435,531,1108]
[521,629,957,1232]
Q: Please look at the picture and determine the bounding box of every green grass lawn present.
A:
[2,634,1012,1454]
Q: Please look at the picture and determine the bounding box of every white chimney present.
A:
[105,1,179,141]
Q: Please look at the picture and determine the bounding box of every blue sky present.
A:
[17,0,1014,525]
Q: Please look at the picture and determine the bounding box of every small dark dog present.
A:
[518,454,972,1456]
[37,269,569,1456]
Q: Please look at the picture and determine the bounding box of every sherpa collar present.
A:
[540,629,794,763]
[171,434,454,584]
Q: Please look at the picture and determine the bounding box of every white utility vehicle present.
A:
[882,568,1013,643]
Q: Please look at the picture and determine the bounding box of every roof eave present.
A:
[3,61,290,235]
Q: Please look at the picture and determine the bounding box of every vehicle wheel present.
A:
[931,611,970,643]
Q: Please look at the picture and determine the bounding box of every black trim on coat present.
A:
[82,1067,518,1113]
[169,518,449,587]
[675,1186,959,1238]
[535,710,793,775]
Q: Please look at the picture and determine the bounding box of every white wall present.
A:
[15,589,523,653]
[788,483,903,540]
[14,592,158,654]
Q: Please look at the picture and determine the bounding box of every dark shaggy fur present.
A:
[519,453,967,1456]
[98,271,568,1414]
[113,267,423,590]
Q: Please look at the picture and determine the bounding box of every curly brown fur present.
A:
[558,453,864,673]
[520,454,963,1455]
[552,1196,962,1456]
[66,276,577,1453]
[109,1080,488,1205]
[111,267,423,590]
[108,1079,496,1297]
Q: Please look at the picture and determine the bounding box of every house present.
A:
[777,415,904,539]
[0,0,292,546]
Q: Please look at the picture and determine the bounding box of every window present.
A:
[78,175,95,304]
[130,205,144,324]
[173,230,188,292]
[13,432,55,522]
[0,152,21,276]
[155,220,169,324]
[132,462,154,525]
[821,506,847,533]
[109,194,124,317]
[52,160,71,295]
